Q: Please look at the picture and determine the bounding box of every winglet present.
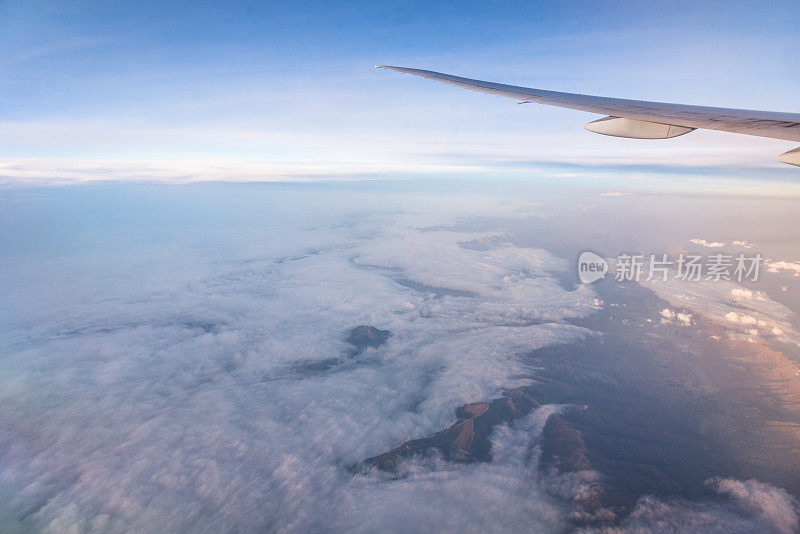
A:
[374,66,421,74]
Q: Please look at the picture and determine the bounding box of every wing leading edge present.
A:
[376,65,800,166]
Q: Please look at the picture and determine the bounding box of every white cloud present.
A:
[660,308,692,326]
[2,184,797,533]
[0,189,598,532]
[725,311,759,326]
[0,156,488,186]
[730,288,754,300]
[689,238,725,248]
[608,478,800,534]
[766,261,800,276]
[646,277,799,345]
[341,407,580,533]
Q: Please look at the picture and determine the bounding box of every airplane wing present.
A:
[376,65,800,167]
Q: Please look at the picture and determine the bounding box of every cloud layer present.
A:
[0,186,596,532]
[1,184,798,533]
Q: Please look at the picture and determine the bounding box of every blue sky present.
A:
[1,1,799,188]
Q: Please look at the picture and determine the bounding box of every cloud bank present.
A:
[0,186,597,532]
[1,184,797,533]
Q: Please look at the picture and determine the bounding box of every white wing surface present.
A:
[377,66,800,166]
